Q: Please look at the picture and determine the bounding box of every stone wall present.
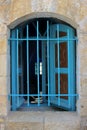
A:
[0,0,87,129]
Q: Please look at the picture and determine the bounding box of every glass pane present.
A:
[29,41,37,95]
[60,42,68,67]
[60,74,68,99]
[55,74,58,95]
[55,43,58,68]
[29,21,37,38]
[59,31,67,37]
[18,42,23,94]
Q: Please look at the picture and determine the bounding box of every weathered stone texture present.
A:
[67,0,80,22]
[0,3,10,24]
[56,0,68,15]
[0,117,5,130]
[9,0,31,23]
[0,0,11,5]
[0,24,7,36]
[7,122,43,130]
[79,97,87,116]
[80,76,87,97]
[0,37,7,54]
[0,124,5,130]
[0,96,7,116]
[0,0,87,129]
[0,77,7,95]
[31,0,58,12]
[0,55,7,76]
[44,114,80,130]
[6,112,80,130]
[79,17,87,33]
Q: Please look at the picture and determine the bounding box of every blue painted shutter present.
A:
[50,24,76,110]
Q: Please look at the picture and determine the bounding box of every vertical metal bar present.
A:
[20,29,23,94]
[17,29,19,106]
[27,24,30,106]
[42,42,46,102]
[47,20,50,106]
[37,21,40,106]
[57,25,60,106]
[21,44,23,94]
[67,29,71,107]
[11,30,17,110]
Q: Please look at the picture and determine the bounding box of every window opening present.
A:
[9,18,77,111]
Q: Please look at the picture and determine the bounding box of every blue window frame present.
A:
[9,18,78,111]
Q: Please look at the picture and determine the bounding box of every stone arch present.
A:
[8,12,78,29]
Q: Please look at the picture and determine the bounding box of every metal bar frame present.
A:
[17,29,19,107]
[27,24,30,106]
[67,29,71,107]
[47,21,50,106]
[10,20,78,111]
[37,21,40,106]
[9,38,77,41]
[57,25,60,106]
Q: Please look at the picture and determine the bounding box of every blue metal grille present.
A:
[9,19,78,111]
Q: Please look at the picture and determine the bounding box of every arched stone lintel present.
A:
[8,12,78,29]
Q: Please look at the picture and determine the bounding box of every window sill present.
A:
[7,111,80,129]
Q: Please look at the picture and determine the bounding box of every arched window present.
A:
[9,18,77,111]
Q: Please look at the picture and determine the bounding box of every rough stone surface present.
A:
[0,96,7,116]
[31,0,58,12]
[0,0,87,129]
[6,112,80,130]
[0,55,7,76]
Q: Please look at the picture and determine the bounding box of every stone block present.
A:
[0,118,4,123]
[7,122,43,130]
[79,97,87,116]
[0,0,11,6]
[80,55,87,74]
[79,75,87,96]
[78,1,87,33]
[6,112,80,130]
[78,35,87,53]
[0,37,7,54]
[31,0,58,13]
[0,24,7,36]
[80,1,87,19]
[0,96,7,116]
[77,35,87,74]
[0,54,7,76]
[0,124,5,130]
[0,77,7,95]
[80,126,87,130]
[56,0,68,15]
[7,112,43,130]
[66,0,80,22]
[9,0,28,23]
[44,112,80,130]
[0,3,10,23]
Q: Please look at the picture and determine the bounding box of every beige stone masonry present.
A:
[79,97,87,116]
[8,0,79,27]
[80,75,87,96]
[67,0,80,22]
[0,96,7,116]
[0,37,7,54]
[6,112,80,130]
[0,24,7,36]
[0,2,10,23]
[0,54,7,76]
[9,0,31,23]
[0,77,7,95]
[0,0,87,129]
